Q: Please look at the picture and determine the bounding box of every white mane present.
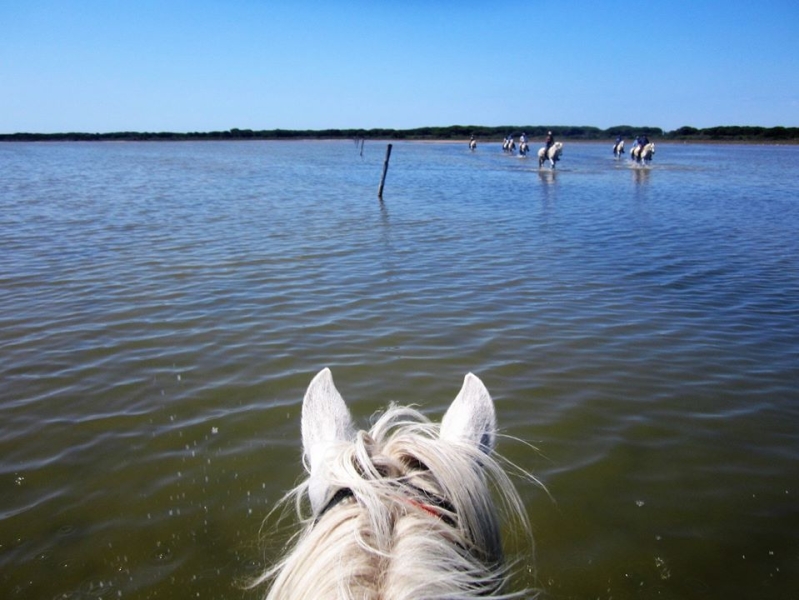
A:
[251,369,535,600]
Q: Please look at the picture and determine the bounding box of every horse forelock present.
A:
[256,404,531,600]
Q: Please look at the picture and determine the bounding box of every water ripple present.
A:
[1,141,798,599]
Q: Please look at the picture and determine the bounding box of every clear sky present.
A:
[2,1,797,133]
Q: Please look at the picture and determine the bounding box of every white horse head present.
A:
[538,141,563,168]
[253,368,533,599]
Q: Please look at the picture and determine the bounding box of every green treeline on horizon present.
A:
[1,124,797,142]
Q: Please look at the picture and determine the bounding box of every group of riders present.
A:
[468,131,653,165]
[614,134,654,163]
[497,131,555,157]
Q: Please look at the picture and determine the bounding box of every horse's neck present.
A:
[266,486,505,599]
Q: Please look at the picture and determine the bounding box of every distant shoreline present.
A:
[1,124,797,144]
[2,137,796,146]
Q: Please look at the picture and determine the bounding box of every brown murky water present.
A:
[2,140,798,599]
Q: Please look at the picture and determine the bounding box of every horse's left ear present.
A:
[302,368,355,512]
[440,373,497,454]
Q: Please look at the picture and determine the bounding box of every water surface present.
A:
[1,140,798,599]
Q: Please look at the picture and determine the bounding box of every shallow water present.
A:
[1,140,798,599]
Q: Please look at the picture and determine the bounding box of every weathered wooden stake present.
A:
[377,143,392,198]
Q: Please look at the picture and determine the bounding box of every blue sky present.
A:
[2,1,797,133]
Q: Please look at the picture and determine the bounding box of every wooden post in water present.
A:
[377,143,392,198]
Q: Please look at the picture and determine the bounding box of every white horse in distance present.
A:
[538,141,563,168]
[631,142,655,164]
[469,137,477,151]
[613,139,625,158]
[251,368,534,600]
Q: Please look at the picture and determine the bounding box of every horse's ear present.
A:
[440,373,497,454]
[301,368,355,512]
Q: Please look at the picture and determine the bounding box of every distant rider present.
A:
[509,134,516,152]
[544,131,554,156]
[519,132,528,155]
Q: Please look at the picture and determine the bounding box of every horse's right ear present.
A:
[301,368,355,512]
[440,373,497,454]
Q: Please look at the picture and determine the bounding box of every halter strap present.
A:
[314,487,354,524]
[313,485,457,528]
[406,483,457,527]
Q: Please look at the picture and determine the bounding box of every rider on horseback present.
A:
[631,136,641,158]
[519,132,529,155]
[614,134,623,155]
[544,131,554,156]
[632,135,652,161]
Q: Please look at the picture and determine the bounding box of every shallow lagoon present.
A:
[1,140,798,599]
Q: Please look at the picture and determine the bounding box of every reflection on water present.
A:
[538,169,557,185]
[632,164,652,184]
[1,141,798,600]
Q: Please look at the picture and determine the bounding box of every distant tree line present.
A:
[1,125,796,142]
[665,125,798,141]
